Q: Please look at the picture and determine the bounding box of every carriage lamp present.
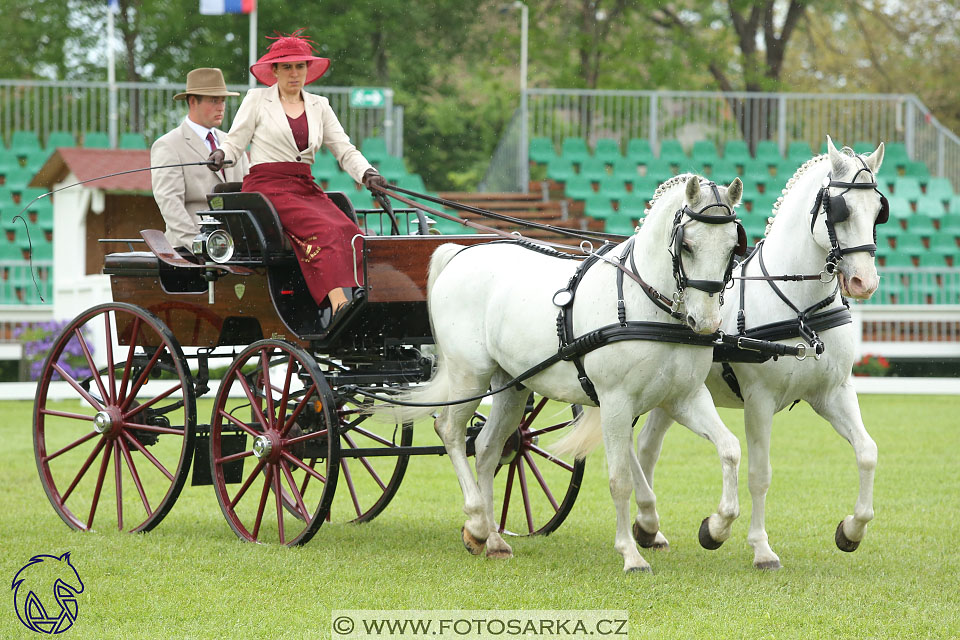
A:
[192,229,235,264]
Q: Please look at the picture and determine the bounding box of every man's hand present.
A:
[207,149,225,172]
[362,168,387,193]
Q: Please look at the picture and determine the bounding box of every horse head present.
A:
[673,175,744,334]
[817,136,885,299]
[12,552,84,633]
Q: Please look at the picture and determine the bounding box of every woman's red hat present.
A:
[250,29,331,86]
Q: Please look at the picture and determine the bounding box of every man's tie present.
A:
[206,131,225,180]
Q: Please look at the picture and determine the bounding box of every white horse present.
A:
[636,137,884,569]
[387,175,745,572]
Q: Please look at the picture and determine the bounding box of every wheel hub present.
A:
[93,408,122,436]
[252,435,273,459]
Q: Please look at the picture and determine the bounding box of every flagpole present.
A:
[248,6,257,88]
[107,3,118,148]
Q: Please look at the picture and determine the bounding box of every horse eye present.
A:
[681,242,693,254]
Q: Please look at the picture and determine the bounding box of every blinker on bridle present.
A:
[669,182,747,300]
[809,156,889,270]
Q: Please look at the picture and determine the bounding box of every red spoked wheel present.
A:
[33,302,196,533]
[490,394,585,536]
[209,340,339,545]
[330,391,413,524]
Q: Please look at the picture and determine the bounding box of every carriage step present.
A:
[191,434,247,486]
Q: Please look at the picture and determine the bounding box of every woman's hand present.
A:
[362,168,387,193]
[207,149,225,172]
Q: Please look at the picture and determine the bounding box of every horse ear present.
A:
[59,552,71,562]
[685,175,701,206]
[826,135,847,175]
[866,141,885,174]
[726,177,743,206]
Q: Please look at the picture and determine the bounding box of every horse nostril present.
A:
[849,276,864,291]
[686,314,697,330]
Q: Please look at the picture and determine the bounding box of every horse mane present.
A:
[641,172,700,225]
[765,154,829,236]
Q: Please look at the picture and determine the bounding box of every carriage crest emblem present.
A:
[234,283,246,300]
[12,552,84,634]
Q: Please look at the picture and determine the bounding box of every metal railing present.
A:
[0,260,53,305]
[483,89,960,193]
[0,80,402,156]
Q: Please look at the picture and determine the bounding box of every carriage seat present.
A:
[213,182,243,194]
[103,251,159,276]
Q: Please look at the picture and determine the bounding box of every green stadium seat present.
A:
[853,141,876,155]
[643,158,674,181]
[119,132,147,149]
[10,131,41,153]
[0,186,15,206]
[787,140,813,163]
[904,160,930,182]
[692,140,719,166]
[22,150,52,171]
[657,139,686,165]
[754,140,782,164]
[560,137,590,165]
[46,130,77,150]
[924,177,955,202]
[593,138,621,165]
[626,138,653,163]
[895,231,926,255]
[741,216,768,242]
[311,152,339,182]
[774,159,798,183]
[618,193,648,219]
[598,176,629,203]
[3,167,34,190]
[876,227,900,250]
[723,140,751,166]
[894,177,922,203]
[905,215,937,236]
[821,140,850,154]
[604,217,637,235]
[325,172,358,192]
[949,196,960,214]
[83,131,110,148]
[630,176,661,199]
[886,195,912,222]
[360,137,389,165]
[583,193,615,220]
[395,173,427,193]
[579,157,608,182]
[528,137,556,165]
[747,193,778,217]
[377,156,407,182]
[940,213,960,236]
[546,159,575,183]
[927,235,959,261]
[914,195,946,219]
[708,160,739,184]
[563,175,593,202]
[883,142,909,169]
[612,157,641,182]
[881,252,914,268]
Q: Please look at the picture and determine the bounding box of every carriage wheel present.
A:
[210,340,339,545]
[489,394,585,536]
[33,303,196,533]
[330,390,413,524]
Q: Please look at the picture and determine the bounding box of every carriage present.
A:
[32,186,586,546]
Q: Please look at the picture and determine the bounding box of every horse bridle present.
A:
[668,181,747,304]
[809,155,889,272]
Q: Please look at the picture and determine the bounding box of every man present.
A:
[151,67,249,248]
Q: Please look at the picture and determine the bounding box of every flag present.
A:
[200,0,256,14]
[107,0,120,13]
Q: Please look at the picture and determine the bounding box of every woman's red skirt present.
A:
[242,162,363,305]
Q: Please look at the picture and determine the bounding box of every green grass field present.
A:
[2,395,959,639]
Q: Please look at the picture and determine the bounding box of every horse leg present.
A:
[634,408,673,550]
[742,396,781,569]
[601,402,652,573]
[808,381,877,551]
[432,372,490,555]
[473,379,530,559]
[665,387,741,548]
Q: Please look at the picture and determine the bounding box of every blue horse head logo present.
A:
[12,552,84,634]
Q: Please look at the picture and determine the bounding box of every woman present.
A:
[208,29,386,322]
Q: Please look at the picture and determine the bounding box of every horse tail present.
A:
[550,406,603,459]
[367,357,453,424]
[427,243,467,296]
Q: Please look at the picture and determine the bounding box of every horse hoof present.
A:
[461,527,485,555]
[485,548,513,559]
[754,559,782,570]
[626,565,653,574]
[633,521,660,548]
[835,519,861,553]
[698,517,724,550]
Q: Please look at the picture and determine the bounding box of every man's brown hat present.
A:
[173,68,240,100]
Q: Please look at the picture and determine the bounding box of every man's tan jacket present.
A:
[150,121,249,248]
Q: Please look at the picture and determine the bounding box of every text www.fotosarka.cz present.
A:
[331,610,629,639]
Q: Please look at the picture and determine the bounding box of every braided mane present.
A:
[639,173,701,225]
[764,154,829,236]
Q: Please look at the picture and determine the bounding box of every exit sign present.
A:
[350,88,386,108]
